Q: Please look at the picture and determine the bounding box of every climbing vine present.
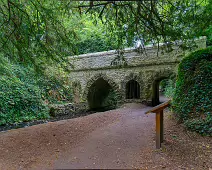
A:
[173,47,212,136]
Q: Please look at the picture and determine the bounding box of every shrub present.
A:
[37,65,73,104]
[173,47,212,136]
[102,89,119,110]
[0,56,72,125]
[76,35,118,54]
[0,71,49,125]
[160,79,176,98]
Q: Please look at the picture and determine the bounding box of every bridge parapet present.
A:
[69,37,206,71]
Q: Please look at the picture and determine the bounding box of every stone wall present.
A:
[69,37,206,70]
[68,37,206,108]
[70,65,177,103]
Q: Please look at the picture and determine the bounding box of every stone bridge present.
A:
[69,38,206,110]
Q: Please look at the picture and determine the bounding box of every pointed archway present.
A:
[151,71,176,106]
[126,80,140,99]
[88,78,112,110]
[84,73,121,110]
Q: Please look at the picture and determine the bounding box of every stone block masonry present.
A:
[69,37,206,109]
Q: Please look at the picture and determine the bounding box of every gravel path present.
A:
[0,103,211,169]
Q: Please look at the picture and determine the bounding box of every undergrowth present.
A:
[0,55,72,126]
[160,79,176,98]
[102,89,120,110]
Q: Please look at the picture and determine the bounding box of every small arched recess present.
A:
[122,73,143,100]
[126,80,140,99]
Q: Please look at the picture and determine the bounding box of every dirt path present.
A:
[0,103,211,169]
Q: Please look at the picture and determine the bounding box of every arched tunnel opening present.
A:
[126,80,140,99]
[152,77,175,106]
[88,78,118,111]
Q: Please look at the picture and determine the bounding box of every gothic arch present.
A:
[126,80,140,99]
[150,69,177,106]
[122,73,143,100]
[84,73,120,98]
[83,73,121,109]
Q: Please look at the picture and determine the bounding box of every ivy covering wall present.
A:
[173,47,212,136]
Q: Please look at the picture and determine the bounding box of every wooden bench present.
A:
[145,100,171,149]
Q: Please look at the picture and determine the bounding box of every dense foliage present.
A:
[204,25,212,46]
[1,1,211,62]
[102,89,120,110]
[0,56,72,125]
[173,47,212,136]
[160,79,176,98]
[67,14,119,54]
[74,0,211,48]
[0,0,76,69]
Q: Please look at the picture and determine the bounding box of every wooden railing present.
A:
[145,100,171,149]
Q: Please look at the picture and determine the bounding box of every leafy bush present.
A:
[184,114,212,135]
[76,35,119,54]
[77,37,108,54]
[160,79,176,98]
[64,14,121,55]
[203,25,212,47]
[173,47,212,136]
[102,89,119,110]
[37,65,73,104]
[164,81,175,98]
[0,65,49,125]
[0,56,72,126]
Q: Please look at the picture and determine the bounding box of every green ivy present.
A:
[0,75,49,125]
[0,56,72,126]
[173,47,212,136]
[102,89,120,110]
[76,35,119,55]
[184,114,212,135]
[160,79,176,98]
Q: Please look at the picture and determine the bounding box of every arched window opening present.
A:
[126,80,140,99]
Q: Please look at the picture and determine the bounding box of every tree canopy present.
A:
[73,0,211,46]
[0,0,211,68]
